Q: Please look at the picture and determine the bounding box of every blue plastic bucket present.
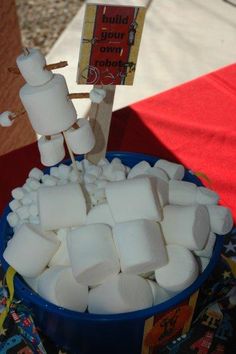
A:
[0,152,223,354]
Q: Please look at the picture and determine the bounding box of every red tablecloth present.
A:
[0,63,236,221]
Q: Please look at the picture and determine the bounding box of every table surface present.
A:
[0,64,236,353]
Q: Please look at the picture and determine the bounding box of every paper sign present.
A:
[77,4,146,85]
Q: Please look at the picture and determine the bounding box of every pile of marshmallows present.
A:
[4,157,233,314]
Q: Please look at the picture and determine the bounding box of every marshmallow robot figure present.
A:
[0,48,105,166]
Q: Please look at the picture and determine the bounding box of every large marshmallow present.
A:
[16,48,53,86]
[169,180,197,205]
[128,161,151,179]
[38,183,86,230]
[147,280,177,305]
[3,224,59,277]
[67,224,120,286]
[88,274,153,314]
[113,219,168,274]
[0,111,13,127]
[194,232,216,258]
[134,175,169,207]
[38,134,65,166]
[145,167,169,182]
[154,159,185,180]
[19,74,77,135]
[161,205,210,250]
[155,245,199,292]
[64,119,95,154]
[49,229,70,267]
[105,177,162,223]
[196,187,219,205]
[206,205,233,235]
[37,266,88,312]
[86,203,115,227]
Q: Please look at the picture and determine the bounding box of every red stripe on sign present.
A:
[88,5,136,85]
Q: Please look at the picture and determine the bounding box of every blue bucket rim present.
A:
[0,151,224,323]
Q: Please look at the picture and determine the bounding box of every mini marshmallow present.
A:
[29,216,39,224]
[88,274,153,314]
[9,199,21,211]
[26,177,41,190]
[7,212,19,228]
[86,165,102,178]
[22,183,32,193]
[21,195,33,206]
[50,166,60,178]
[11,187,25,200]
[154,159,185,180]
[38,134,65,167]
[29,167,43,181]
[169,180,197,205]
[161,205,210,250]
[29,204,38,217]
[0,111,13,127]
[105,177,162,223]
[155,245,199,292]
[194,232,216,258]
[206,205,233,235]
[84,173,97,184]
[86,203,115,227]
[89,88,106,104]
[147,280,177,305]
[113,219,168,274]
[16,206,30,220]
[64,119,95,155]
[3,224,60,277]
[37,266,88,312]
[128,161,151,179]
[38,183,86,231]
[145,167,169,182]
[29,191,37,202]
[58,164,71,180]
[20,74,77,135]
[67,224,120,286]
[16,48,53,86]
[42,174,57,186]
[69,170,79,183]
[196,187,219,205]
[97,158,109,167]
[85,183,96,193]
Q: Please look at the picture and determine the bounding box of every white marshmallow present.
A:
[69,170,79,183]
[85,183,96,193]
[84,173,97,184]
[9,199,21,211]
[113,220,168,274]
[86,203,115,227]
[155,245,199,292]
[26,177,41,190]
[64,119,95,155]
[194,232,216,258]
[21,195,32,205]
[105,177,162,223]
[86,165,102,178]
[16,48,53,86]
[3,224,60,277]
[154,159,185,180]
[7,212,19,228]
[16,206,30,220]
[50,166,59,178]
[0,111,13,127]
[206,205,233,235]
[11,187,25,200]
[49,229,70,267]
[147,280,177,305]
[29,167,43,181]
[88,274,153,314]
[22,183,32,193]
[128,161,151,179]
[161,205,210,250]
[67,224,120,286]
[29,216,39,224]
[29,191,37,202]
[97,158,109,167]
[169,180,197,205]
[92,188,106,204]
[29,204,38,217]
[38,183,86,231]
[145,167,169,182]
[23,275,40,292]
[134,175,168,207]
[89,88,106,104]
[42,174,57,186]
[197,256,210,272]
[38,134,65,167]
[19,74,77,135]
[196,187,219,205]
[37,266,88,312]
[58,163,71,180]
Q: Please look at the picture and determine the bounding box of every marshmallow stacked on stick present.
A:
[4,157,233,314]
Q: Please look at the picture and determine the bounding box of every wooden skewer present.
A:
[68,93,90,99]
[8,61,68,75]
[62,131,79,176]
[10,109,26,120]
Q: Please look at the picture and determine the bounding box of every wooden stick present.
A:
[8,61,68,75]
[62,131,79,176]
[45,61,68,71]
[68,93,90,99]
[10,109,26,120]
